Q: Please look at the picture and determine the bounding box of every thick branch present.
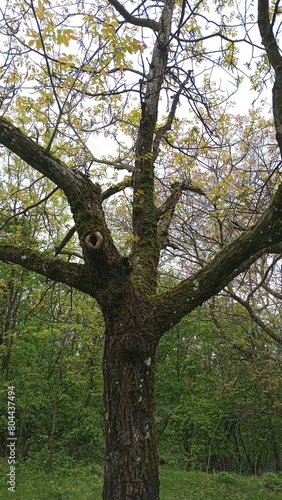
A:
[108,0,160,31]
[0,117,121,266]
[0,244,94,296]
[131,0,176,292]
[150,184,282,336]
[258,0,282,153]
[258,0,282,69]
[0,117,86,198]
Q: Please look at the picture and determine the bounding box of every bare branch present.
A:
[55,226,77,256]
[108,0,160,31]
[102,177,132,200]
[153,73,192,161]
[176,31,262,50]
[30,0,62,114]
[92,156,135,173]
[157,180,205,218]
[227,288,282,345]
[157,180,206,248]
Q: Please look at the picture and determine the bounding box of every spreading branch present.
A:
[92,156,135,173]
[0,244,93,295]
[151,184,282,336]
[0,117,123,269]
[0,117,83,195]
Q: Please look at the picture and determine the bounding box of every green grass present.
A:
[1,460,282,499]
[160,469,282,499]
[0,462,103,500]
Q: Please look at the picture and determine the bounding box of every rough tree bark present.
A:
[0,0,282,498]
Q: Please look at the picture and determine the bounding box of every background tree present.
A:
[156,303,282,474]
[0,0,282,498]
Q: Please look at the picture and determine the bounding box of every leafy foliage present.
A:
[156,304,282,474]
[0,267,104,465]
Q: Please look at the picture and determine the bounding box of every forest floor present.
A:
[1,461,282,499]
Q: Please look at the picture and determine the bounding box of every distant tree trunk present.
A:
[102,291,159,499]
[48,336,67,472]
[271,431,282,472]
[1,271,26,381]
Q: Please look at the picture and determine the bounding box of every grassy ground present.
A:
[1,460,282,499]
[160,469,282,499]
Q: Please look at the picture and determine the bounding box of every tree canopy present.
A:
[1,0,282,498]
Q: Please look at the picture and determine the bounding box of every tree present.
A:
[0,0,282,497]
[156,304,282,474]
[0,265,105,465]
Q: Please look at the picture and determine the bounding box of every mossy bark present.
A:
[101,288,159,499]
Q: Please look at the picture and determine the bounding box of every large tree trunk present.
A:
[102,292,159,499]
